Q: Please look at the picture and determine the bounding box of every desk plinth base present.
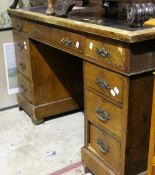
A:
[81,147,118,175]
[82,147,147,175]
[17,93,83,125]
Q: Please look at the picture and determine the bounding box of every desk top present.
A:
[8,6,155,43]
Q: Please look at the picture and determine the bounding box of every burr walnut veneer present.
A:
[8,7,155,175]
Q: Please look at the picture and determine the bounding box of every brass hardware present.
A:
[97,139,110,154]
[18,42,24,50]
[96,48,111,58]
[19,62,26,70]
[96,108,111,122]
[20,84,27,93]
[96,79,110,90]
[15,23,22,31]
[61,38,72,46]
[34,29,41,36]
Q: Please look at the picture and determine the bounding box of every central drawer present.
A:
[29,23,85,54]
[85,90,124,137]
[89,124,121,172]
[84,62,124,104]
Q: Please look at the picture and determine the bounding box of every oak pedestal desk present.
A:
[8,7,155,175]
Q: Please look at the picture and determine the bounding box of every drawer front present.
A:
[90,124,121,172]
[84,62,124,104]
[12,17,29,33]
[85,38,125,68]
[13,33,31,78]
[18,73,32,102]
[28,22,85,54]
[13,32,29,56]
[16,52,31,79]
[86,90,123,137]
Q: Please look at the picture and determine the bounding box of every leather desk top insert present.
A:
[8,6,155,175]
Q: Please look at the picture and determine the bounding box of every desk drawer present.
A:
[12,17,26,32]
[18,73,32,102]
[29,22,85,54]
[84,62,124,104]
[13,33,31,78]
[85,90,123,137]
[16,52,31,79]
[13,32,29,56]
[89,124,121,172]
[85,38,126,68]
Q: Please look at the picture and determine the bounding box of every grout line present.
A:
[0,27,12,32]
[0,105,18,112]
[48,161,83,175]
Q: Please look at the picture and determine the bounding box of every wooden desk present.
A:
[8,7,155,175]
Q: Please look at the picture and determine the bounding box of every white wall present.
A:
[0,30,17,109]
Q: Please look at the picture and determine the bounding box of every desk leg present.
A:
[84,166,90,173]
[32,118,44,125]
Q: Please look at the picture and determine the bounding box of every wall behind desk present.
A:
[0,1,46,110]
[0,30,17,110]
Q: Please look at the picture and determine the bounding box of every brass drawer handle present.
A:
[34,29,41,36]
[20,84,27,93]
[18,42,24,50]
[97,139,110,154]
[15,23,22,31]
[19,62,26,70]
[96,48,111,58]
[96,108,111,122]
[61,38,72,46]
[18,41,27,50]
[96,79,111,90]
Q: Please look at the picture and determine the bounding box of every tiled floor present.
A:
[0,107,84,175]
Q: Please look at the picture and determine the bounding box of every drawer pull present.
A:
[34,29,41,36]
[61,38,72,46]
[97,139,110,154]
[19,62,26,70]
[96,108,111,122]
[15,24,22,31]
[96,79,110,90]
[96,48,111,58]
[18,42,24,50]
[20,84,27,93]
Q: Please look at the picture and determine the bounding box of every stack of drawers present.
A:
[13,32,33,105]
[82,37,154,175]
[12,16,84,124]
[83,61,126,175]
